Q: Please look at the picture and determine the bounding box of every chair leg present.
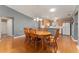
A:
[54,45,58,53]
[54,48,57,53]
[35,40,37,49]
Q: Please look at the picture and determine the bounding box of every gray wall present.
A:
[72,6,78,40]
[0,5,38,36]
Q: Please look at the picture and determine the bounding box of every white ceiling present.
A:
[6,5,76,19]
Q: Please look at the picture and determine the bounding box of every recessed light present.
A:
[33,19,36,21]
[50,8,56,12]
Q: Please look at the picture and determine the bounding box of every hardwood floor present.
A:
[0,35,78,53]
[57,36,78,53]
[0,37,13,52]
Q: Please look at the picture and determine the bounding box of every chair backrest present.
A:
[29,29,37,40]
[24,27,30,37]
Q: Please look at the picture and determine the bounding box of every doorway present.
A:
[0,16,13,38]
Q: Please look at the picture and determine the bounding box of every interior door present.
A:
[7,19,12,36]
[1,22,7,34]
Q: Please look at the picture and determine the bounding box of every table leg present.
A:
[42,38,43,50]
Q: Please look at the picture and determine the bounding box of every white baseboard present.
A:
[71,36,77,42]
[14,35,25,39]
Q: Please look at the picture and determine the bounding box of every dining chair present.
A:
[24,28,30,43]
[29,29,38,48]
[30,29,42,50]
[44,29,60,53]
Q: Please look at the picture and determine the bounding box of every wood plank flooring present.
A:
[0,35,78,53]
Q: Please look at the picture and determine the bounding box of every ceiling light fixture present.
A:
[50,8,56,12]
[33,19,36,21]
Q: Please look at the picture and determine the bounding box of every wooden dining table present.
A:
[24,28,52,50]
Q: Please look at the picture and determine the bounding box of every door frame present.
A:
[0,16,14,37]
